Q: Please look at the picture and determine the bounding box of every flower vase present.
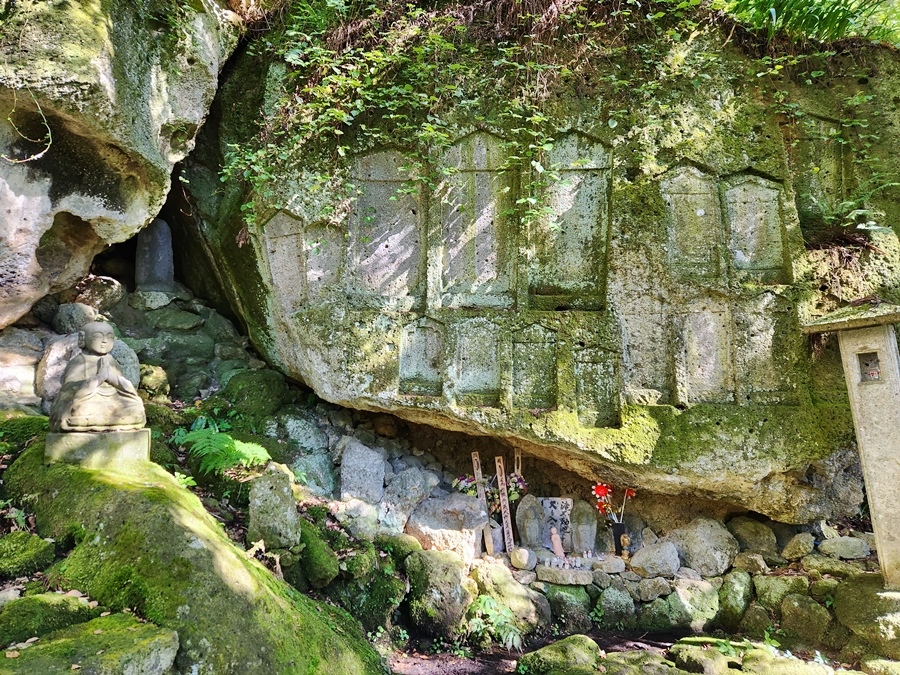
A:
[612,522,628,556]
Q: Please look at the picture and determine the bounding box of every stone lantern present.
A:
[803,303,900,589]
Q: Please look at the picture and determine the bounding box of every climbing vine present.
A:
[222,0,899,232]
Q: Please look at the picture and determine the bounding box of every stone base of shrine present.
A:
[45,429,151,471]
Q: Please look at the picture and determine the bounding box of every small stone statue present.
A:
[619,532,632,562]
[49,322,145,432]
[550,526,566,558]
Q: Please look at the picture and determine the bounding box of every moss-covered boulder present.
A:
[222,370,289,422]
[0,531,55,579]
[405,549,476,638]
[0,613,177,675]
[327,568,408,633]
[597,650,690,674]
[470,560,550,636]
[754,575,809,615]
[0,592,100,646]
[0,412,48,450]
[298,519,340,589]
[4,442,383,675]
[593,585,635,631]
[517,634,602,675]
[546,584,593,634]
[0,0,241,329]
[716,569,753,631]
[834,573,900,660]
[781,593,833,647]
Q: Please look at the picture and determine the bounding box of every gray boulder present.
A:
[629,541,680,578]
[666,517,739,577]
[638,577,672,602]
[247,463,302,548]
[782,532,816,560]
[405,493,488,563]
[405,550,477,638]
[727,516,780,561]
[595,586,636,629]
[339,439,385,503]
[818,536,870,560]
[377,467,437,533]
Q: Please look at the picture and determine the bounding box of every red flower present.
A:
[592,483,611,499]
[624,488,636,498]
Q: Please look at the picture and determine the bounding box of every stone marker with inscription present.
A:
[803,303,900,588]
[46,321,149,470]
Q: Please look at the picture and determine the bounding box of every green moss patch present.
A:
[0,413,48,451]
[0,532,55,579]
[223,369,288,422]
[0,592,101,646]
[0,613,177,675]
[4,443,384,675]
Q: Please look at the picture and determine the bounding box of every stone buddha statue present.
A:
[49,321,145,432]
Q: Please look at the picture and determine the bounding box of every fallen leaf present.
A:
[5,651,18,659]
[71,665,81,670]
[96,650,104,655]
[100,611,110,617]
[93,629,103,635]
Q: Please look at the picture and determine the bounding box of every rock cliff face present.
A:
[171,36,900,522]
[0,0,241,328]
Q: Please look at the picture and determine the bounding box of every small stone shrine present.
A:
[46,321,150,470]
[804,303,900,589]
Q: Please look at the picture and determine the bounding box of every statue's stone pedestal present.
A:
[45,429,151,471]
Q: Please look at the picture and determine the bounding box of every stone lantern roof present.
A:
[802,302,900,334]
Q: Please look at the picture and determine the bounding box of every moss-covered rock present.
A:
[299,518,340,589]
[598,650,689,674]
[754,575,809,615]
[781,593,833,647]
[0,412,48,450]
[517,634,602,675]
[405,549,476,638]
[834,573,900,660]
[470,560,550,636]
[593,585,635,631]
[374,532,422,565]
[546,584,592,634]
[0,531,55,579]
[223,370,289,422]
[0,613,177,675]
[0,592,100,645]
[716,569,752,631]
[327,568,408,633]
[4,442,383,675]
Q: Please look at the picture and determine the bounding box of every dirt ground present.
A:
[388,630,679,674]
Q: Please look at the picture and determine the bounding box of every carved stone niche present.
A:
[673,300,735,405]
[512,324,558,410]
[450,317,502,407]
[574,344,619,428]
[399,317,444,397]
[660,166,722,279]
[263,212,342,315]
[347,150,423,310]
[724,174,787,283]
[528,133,611,311]
[438,133,515,309]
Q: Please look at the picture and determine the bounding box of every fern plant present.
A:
[466,595,523,652]
[179,417,271,475]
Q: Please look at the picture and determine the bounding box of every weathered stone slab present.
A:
[349,151,422,305]
[529,134,609,309]
[247,462,303,549]
[45,429,150,471]
[539,497,573,551]
[512,324,557,409]
[725,175,784,275]
[339,439,385,503]
[535,564,593,586]
[661,166,721,277]
[439,133,514,309]
[450,318,502,406]
[399,318,443,396]
[674,302,734,405]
